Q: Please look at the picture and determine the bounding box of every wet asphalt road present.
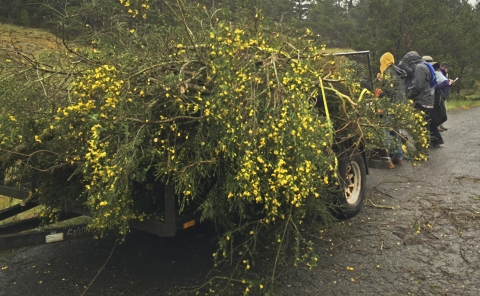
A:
[0,106,479,296]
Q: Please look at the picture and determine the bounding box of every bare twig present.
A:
[20,161,70,173]
[304,232,335,242]
[373,184,396,199]
[36,69,48,97]
[122,115,202,124]
[177,160,216,174]
[80,234,120,296]
[368,199,394,210]
[271,206,292,288]
[60,17,96,65]
[129,60,201,78]
[176,276,245,295]
[0,148,59,160]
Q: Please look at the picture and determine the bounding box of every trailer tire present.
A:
[335,151,366,219]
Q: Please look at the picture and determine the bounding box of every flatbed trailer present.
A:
[0,184,200,250]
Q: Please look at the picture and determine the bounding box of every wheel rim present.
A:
[344,161,362,205]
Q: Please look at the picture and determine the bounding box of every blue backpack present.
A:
[423,62,437,87]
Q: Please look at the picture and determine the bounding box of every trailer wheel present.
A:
[335,152,366,219]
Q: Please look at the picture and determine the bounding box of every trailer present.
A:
[0,183,200,250]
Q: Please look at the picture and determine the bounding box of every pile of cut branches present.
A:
[0,0,429,292]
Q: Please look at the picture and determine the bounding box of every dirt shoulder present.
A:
[1,107,480,296]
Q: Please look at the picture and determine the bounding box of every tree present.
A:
[306,0,353,47]
[348,0,480,93]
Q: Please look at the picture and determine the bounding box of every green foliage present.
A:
[304,0,352,47]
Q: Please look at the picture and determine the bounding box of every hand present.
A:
[449,79,454,85]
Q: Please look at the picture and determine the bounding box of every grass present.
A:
[0,22,60,56]
[0,22,74,77]
[446,94,480,110]
[324,47,356,54]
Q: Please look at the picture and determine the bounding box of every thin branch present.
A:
[176,160,216,174]
[271,205,292,289]
[80,234,120,296]
[368,199,394,210]
[129,60,201,78]
[176,276,245,295]
[20,161,70,173]
[36,69,49,97]
[0,148,59,159]
[60,16,96,65]
[122,115,202,124]
[175,0,198,52]
[372,183,396,199]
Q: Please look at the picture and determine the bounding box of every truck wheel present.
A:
[335,152,366,219]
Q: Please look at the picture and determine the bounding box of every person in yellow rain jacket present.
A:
[377,52,407,168]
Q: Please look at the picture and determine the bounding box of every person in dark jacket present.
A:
[433,62,455,132]
[402,52,434,107]
[401,51,443,148]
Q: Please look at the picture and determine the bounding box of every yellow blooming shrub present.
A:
[119,0,150,19]
[0,2,428,285]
